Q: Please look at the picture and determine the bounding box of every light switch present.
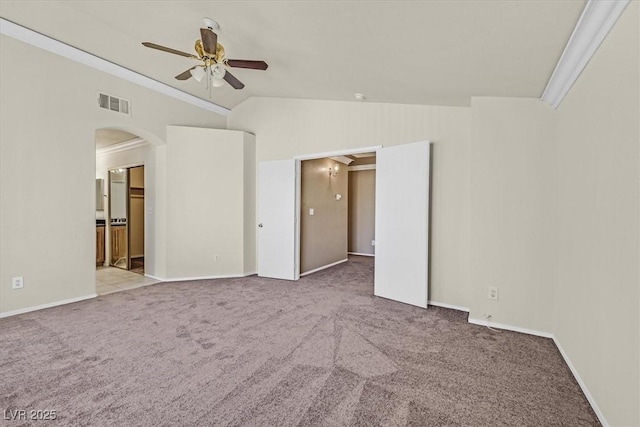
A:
[309,208,314,216]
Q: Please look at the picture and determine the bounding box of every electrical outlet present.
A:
[214,254,220,262]
[371,240,376,246]
[488,287,498,301]
[12,276,24,290]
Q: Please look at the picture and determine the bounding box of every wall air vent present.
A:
[98,92,131,116]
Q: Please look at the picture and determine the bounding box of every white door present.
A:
[258,159,298,280]
[374,141,431,308]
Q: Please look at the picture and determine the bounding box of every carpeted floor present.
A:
[0,256,599,426]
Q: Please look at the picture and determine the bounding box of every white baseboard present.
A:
[427,300,469,312]
[300,258,349,277]
[552,336,608,426]
[0,294,97,318]
[467,317,554,338]
[148,271,257,282]
[348,252,375,257]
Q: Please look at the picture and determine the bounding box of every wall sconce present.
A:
[329,163,339,177]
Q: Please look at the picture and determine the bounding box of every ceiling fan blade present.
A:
[200,28,218,55]
[223,70,245,90]
[175,67,196,80]
[226,60,268,70]
[142,42,199,59]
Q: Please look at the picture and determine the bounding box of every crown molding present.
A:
[348,164,376,172]
[0,18,230,116]
[96,138,149,156]
[541,0,630,109]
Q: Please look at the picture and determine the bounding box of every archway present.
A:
[94,126,162,295]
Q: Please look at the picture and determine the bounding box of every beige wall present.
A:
[0,35,225,315]
[348,169,376,255]
[553,2,639,425]
[160,126,255,279]
[469,97,557,332]
[228,98,472,307]
[300,158,349,273]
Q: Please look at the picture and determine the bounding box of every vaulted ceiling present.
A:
[0,1,586,110]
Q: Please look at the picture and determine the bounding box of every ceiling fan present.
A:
[142,23,267,90]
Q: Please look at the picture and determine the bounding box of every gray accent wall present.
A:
[348,170,376,255]
[300,158,348,274]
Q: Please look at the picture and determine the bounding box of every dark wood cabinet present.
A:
[110,225,127,267]
[96,226,105,266]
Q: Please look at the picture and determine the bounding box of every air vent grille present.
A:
[98,93,109,109]
[98,92,131,116]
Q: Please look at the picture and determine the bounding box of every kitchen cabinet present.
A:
[110,225,127,268]
[96,226,105,266]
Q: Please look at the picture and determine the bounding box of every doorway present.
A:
[298,152,377,276]
[95,128,157,295]
[257,141,432,309]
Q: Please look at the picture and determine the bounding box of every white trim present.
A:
[0,294,97,318]
[330,156,354,165]
[467,317,554,338]
[348,164,376,172]
[553,336,609,426]
[0,18,229,116]
[348,252,375,257]
[427,300,469,312]
[300,259,349,277]
[96,138,149,156]
[541,0,630,108]
[294,160,302,280]
[294,146,382,161]
[145,271,256,282]
[108,161,144,172]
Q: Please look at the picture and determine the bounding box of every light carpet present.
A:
[0,256,599,426]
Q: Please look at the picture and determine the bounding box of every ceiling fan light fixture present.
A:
[203,18,219,31]
[211,78,225,88]
[211,63,226,79]
[190,66,206,82]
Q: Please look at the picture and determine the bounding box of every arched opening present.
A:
[94,127,161,295]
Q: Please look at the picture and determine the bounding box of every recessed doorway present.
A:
[95,128,157,295]
[298,152,377,277]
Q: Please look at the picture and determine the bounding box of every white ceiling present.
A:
[0,1,585,109]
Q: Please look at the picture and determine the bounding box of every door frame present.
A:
[293,145,382,278]
[106,162,144,271]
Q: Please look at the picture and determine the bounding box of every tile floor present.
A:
[96,266,160,295]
